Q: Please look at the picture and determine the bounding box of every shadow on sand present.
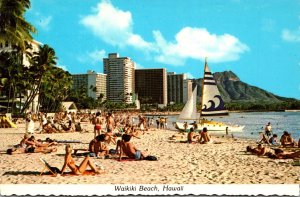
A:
[3,171,41,176]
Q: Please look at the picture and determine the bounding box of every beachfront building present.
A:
[72,70,107,101]
[135,68,167,107]
[0,40,41,113]
[183,79,194,103]
[167,72,186,104]
[103,53,135,104]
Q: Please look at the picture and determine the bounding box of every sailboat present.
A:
[175,59,244,132]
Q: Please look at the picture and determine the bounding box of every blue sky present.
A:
[26,0,300,99]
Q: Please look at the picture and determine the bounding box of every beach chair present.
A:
[39,158,60,176]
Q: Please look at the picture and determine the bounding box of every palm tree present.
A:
[0,0,36,51]
[21,44,57,113]
[39,67,73,112]
[0,50,24,112]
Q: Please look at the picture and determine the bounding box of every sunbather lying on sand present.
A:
[267,148,300,159]
[169,134,185,141]
[246,144,274,156]
[60,145,104,175]
[118,134,148,160]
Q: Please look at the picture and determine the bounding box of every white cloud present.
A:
[81,1,249,66]
[186,72,195,79]
[135,63,144,69]
[88,50,106,64]
[80,0,154,51]
[78,49,106,65]
[282,27,300,42]
[153,27,249,65]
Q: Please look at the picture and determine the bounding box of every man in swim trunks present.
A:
[93,112,102,138]
[199,127,212,144]
[118,134,148,160]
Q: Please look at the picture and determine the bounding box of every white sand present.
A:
[0,122,299,184]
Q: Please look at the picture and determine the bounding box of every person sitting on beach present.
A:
[267,148,300,159]
[60,145,104,175]
[94,134,109,157]
[199,127,212,144]
[187,127,198,143]
[105,128,117,145]
[269,134,279,145]
[42,122,60,133]
[118,134,148,160]
[280,131,297,147]
[258,132,270,145]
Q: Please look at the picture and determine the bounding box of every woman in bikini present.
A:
[60,145,104,175]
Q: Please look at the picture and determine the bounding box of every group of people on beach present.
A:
[7,134,58,154]
[258,122,299,147]
[6,110,158,175]
[247,122,300,160]
[169,121,213,144]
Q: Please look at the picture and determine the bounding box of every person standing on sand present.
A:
[156,118,160,129]
[138,115,146,131]
[106,112,115,132]
[93,112,102,138]
[264,122,272,137]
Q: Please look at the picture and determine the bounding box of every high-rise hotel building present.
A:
[103,53,135,103]
[72,70,107,101]
[183,79,195,103]
[135,68,167,106]
[167,72,187,104]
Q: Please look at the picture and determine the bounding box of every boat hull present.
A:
[175,122,244,132]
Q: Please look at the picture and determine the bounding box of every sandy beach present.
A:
[0,122,299,184]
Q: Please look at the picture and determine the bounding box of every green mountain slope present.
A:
[195,71,297,103]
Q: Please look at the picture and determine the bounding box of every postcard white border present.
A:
[0,184,299,196]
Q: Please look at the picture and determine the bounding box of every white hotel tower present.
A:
[103,53,135,104]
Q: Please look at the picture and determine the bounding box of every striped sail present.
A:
[178,86,198,120]
[200,61,229,117]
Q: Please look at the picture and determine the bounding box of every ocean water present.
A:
[147,112,300,140]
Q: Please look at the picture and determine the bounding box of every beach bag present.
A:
[109,149,117,154]
[144,155,158,161]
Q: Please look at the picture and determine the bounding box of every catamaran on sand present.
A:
[175,59,245,132]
